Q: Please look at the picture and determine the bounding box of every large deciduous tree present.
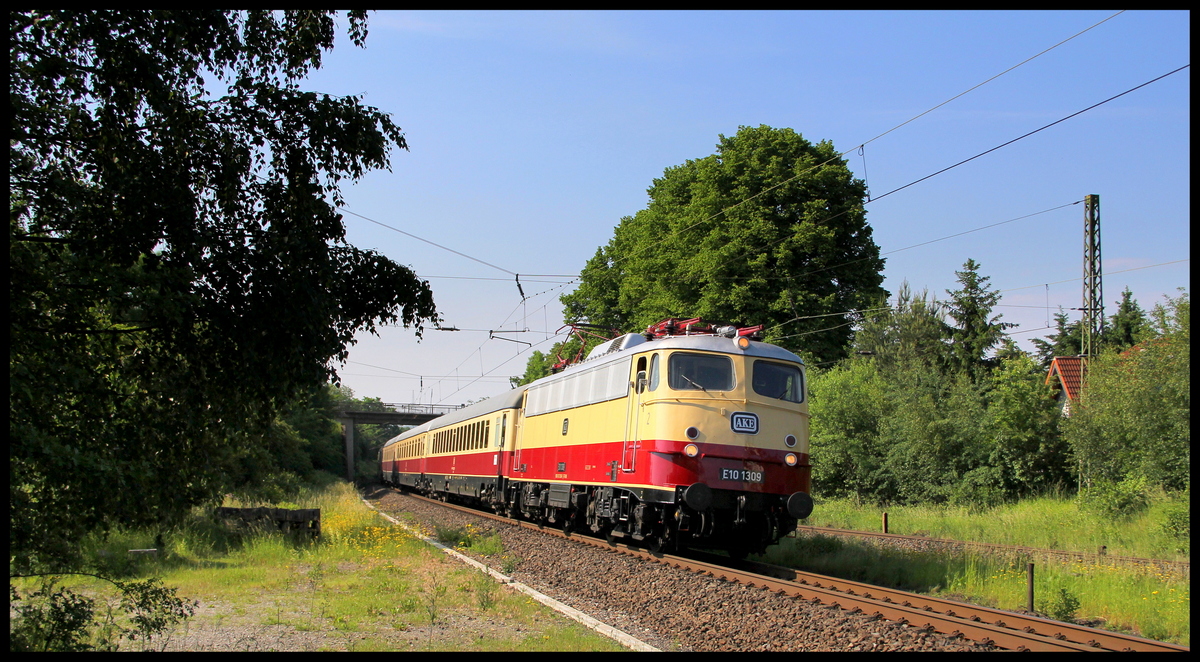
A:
[560,125,886,365]
[10,10,436,572]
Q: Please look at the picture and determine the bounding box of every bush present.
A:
[1077,477,1151,519]
[1158,498,1189,551]
[1038,586,1081,622]
[950,466,1007,513]
[10,576,195,652]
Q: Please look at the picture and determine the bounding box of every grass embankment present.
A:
[758,493,1190,646]
[37,479,626,652]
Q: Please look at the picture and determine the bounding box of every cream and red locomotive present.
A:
[380,318,813,555]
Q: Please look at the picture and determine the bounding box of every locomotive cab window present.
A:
[668,352,734,391]
[752,360,804,403]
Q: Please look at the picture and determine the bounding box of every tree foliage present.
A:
[1064,290,1189,491]
[560,125,886,365]
[853,282,951,374]
[1103,286,1151,351]
[945,258,1015,378]
[1031,310,1083,369]
[11,10,437,573]
[811,263,1069,507]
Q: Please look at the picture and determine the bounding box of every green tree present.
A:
[511,350,556,387]
[11,10,437,574]
[806,360,890,500]
[1064,290,1189,491]
[984,353,1069,496]
[1103,287,1150,350]
[559,125,886,365]
[1031,309,1083,369]
[944,259,1015,378]
[853,282,953,375]
[875,368,989,505]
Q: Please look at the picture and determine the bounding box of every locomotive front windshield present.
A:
[668,352,734,391]
[752,360,804,403]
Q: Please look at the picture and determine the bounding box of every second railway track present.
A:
[796,525,1190,577]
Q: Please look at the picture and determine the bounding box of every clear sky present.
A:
[299,10,1190,406]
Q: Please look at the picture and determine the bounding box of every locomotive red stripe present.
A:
[389,438,810,496]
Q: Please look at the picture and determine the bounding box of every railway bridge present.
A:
[338,403,464,482]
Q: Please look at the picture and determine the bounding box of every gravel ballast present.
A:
[367,486,998,652]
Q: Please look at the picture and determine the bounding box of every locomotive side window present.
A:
[752,360,804,403]
[668,352,734,391]
[648,353,660,391]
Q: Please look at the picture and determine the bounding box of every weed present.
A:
[473,568,500,611]
[434,525,469,547]
[468,533,505,556]
[1039,586,1081,622]
[418,570,447,626]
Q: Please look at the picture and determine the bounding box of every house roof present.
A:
[1045,356,1087,402]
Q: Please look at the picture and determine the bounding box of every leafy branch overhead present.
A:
[10,10,436,573]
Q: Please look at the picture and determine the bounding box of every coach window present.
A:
[648,353,661,391]
[668,352,734,392]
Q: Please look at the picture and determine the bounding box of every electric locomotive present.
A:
[381,318,813,556]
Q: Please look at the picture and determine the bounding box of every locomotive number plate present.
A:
[720,467,764,484]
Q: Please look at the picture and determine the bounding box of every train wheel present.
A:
[648,536,664,554]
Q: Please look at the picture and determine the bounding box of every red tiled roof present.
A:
[1045,356,1087,402]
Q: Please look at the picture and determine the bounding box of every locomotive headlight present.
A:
[735,336,751,350]
[785,434,797,448]
[685,426,700,440]
[684,443,700,458]
[785,453,798,466]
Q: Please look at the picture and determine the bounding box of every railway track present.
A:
[401,491,1188,652]
[797,525,1191,577]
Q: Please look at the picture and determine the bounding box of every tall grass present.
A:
[772,491,1190,645]
[806,490,1190,561]
[27,478,627,651]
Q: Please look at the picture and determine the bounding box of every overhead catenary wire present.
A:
[340,207,517,276]
[341,15,1183,404]
[326,13,1126,294]
[693,59,1190,282]
[710,200,1082,284]
[603,12,1128,271]
[999,259,1190,293]
[867,64,1190,205]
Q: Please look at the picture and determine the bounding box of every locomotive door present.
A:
[621,355,651,473]
[494,412,508,478]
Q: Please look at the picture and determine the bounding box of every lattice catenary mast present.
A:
[1081,194,1103,358]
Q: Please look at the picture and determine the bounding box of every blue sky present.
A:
[300,10,1190,406]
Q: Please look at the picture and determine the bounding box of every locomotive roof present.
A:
[382,385,528,448]
[381,334,803,449]
[639,334,805,365]
[539,333,804,382]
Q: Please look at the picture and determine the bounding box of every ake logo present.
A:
[730,411,759,435]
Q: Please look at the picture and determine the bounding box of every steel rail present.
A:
[716,553,1189,653]
[390,491,1188,652]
